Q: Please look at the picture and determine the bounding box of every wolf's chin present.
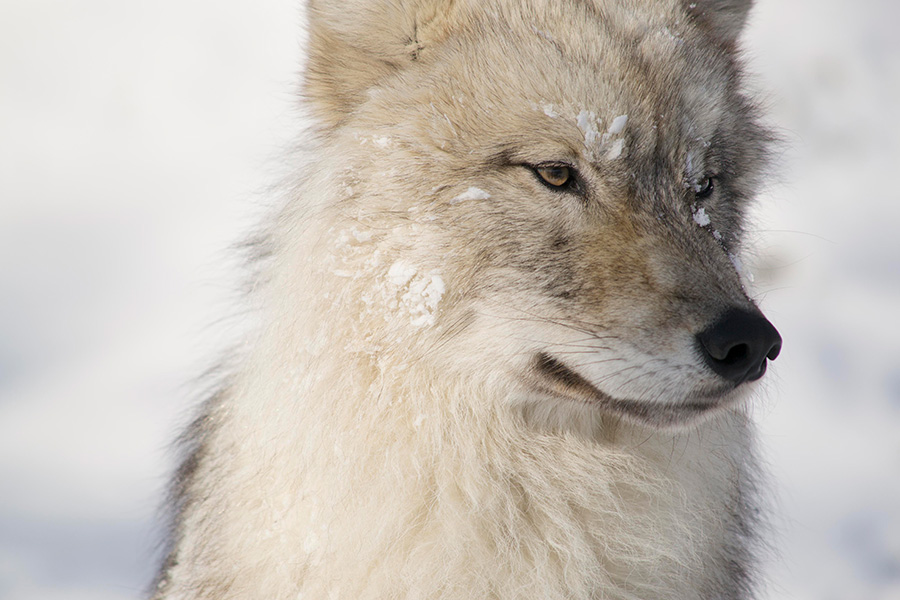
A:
[530,352,740,428]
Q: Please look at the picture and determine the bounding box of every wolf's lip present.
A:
[531,352,728,427]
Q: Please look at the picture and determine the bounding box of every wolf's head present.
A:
[301,0,780,429]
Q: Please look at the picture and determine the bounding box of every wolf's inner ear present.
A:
[305,0,456,128]
[685,0,754,45]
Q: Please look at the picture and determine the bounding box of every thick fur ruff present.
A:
[155,0,775,598]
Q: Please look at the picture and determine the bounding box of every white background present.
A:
[1,1,898,598]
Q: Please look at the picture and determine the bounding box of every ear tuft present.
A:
[305,0,455,127]
[685,0,754,44]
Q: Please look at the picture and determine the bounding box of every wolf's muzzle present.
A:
[696,308,782,385]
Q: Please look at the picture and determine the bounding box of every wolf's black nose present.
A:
[696,308,782,384]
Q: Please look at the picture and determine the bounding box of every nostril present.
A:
[696,308,782,385]
[722,344,749,365]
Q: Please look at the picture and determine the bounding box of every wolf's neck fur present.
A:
[159,207,757,600]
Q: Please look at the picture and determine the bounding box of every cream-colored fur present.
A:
[155,1,775,598]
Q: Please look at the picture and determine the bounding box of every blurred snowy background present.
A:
[0,0,897,598]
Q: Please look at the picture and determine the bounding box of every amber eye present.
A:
[695,175,715,199]
[535,165,572,189]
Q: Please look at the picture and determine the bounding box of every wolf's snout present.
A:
[696,308,782,385]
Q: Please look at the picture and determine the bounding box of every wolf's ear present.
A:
[305,0,456,127]
[685,0,754,44]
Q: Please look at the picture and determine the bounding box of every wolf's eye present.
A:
[534,165,572,189]
[695,176,715,199]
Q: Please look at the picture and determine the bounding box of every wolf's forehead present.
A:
[451,9,731,149]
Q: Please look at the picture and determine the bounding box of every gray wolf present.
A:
[154,0,781,598]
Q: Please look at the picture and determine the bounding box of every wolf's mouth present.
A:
[531,353,729,427]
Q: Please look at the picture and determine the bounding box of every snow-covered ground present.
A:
[0,1,897,598]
